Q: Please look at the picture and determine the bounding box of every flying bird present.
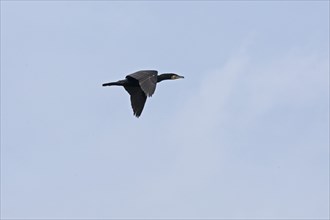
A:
[102,70,184,117]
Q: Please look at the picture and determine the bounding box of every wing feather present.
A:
[126,70,158,97]
[124,86,147,117]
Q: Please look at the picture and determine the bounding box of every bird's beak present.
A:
[178,75,184,79]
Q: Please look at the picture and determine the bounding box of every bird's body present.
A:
[103,70,184,117]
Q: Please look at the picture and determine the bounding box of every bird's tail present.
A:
[102,82,120,86]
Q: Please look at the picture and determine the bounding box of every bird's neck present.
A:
[157,74,172,83]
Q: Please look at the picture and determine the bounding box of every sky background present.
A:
[1,1,329,219]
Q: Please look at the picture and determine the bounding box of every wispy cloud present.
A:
[133,41,329,218]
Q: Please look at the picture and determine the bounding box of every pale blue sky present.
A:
[1,1,329,219]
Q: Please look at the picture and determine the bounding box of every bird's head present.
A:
[170,73,184,80]
[157,73,184,82]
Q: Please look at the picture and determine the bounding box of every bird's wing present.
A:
[126,70,158,97]
[124,86,147,118]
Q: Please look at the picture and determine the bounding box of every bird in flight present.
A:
[103,70,184,117]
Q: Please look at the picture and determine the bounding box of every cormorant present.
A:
[102,70,184,117]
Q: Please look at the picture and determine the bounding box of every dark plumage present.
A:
[102,70,184,117]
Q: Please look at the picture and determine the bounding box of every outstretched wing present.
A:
[126,70,158,97]
[124,86,147,118]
